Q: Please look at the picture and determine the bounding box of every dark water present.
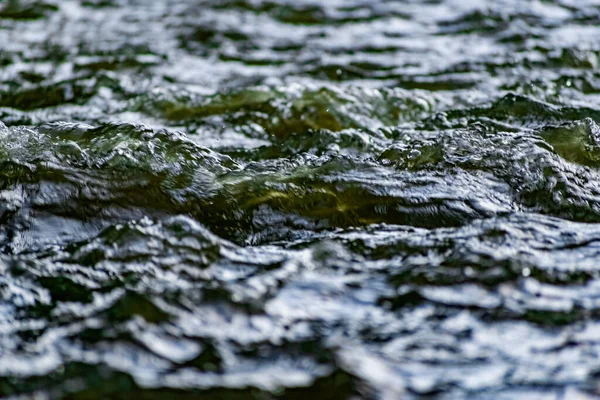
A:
[1,0,600,398]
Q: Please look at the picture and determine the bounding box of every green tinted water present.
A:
[1,0,600,398]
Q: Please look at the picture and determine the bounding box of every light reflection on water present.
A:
[1,0,600,398]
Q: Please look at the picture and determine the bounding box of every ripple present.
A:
[3,0,600,398]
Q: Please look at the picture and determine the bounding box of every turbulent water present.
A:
[2,0,600,398]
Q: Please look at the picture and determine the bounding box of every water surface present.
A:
[2,0,600,398]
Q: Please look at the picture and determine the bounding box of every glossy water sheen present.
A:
[1,0,600,398]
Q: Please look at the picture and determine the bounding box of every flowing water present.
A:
[1,0,600,398]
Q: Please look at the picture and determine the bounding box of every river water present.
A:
[1,0,600,398]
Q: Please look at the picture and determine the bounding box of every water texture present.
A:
[1,0,600,398]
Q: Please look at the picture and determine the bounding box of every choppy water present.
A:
[2,0,600,398]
